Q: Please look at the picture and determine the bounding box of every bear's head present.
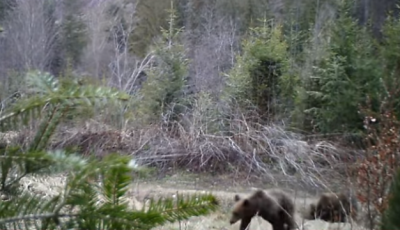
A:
[229,194,258,224]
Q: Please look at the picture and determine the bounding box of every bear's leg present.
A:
[278,210,295,230]
[320,208,333,222]
[272,222,285,230]
[270,219,286,230]
[239,217,252,230]
[333,211,339,222]
[284,216,296,230]
[338,210,347,223]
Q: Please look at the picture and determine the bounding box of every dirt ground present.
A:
[19,171,366,230]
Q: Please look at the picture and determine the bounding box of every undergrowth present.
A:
[42,109,358,193]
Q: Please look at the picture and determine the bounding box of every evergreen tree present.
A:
[224,19,295,122]
[378,13,400,119]
[0,71,219,229]
[60,0,87,68]
[136,5,189,125]
[129,0,172,57]
[295,1,382,133]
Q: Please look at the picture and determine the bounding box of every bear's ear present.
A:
[234,195,241,202]
[242,199,250,206]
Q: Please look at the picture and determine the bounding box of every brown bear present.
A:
[304,192,358,223]
[230,189,296,230]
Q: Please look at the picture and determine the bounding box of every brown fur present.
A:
[304,192,358,223]
[230,189,296,230]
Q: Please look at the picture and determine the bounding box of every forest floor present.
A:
[20,170,366,230]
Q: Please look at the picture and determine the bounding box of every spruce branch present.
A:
[0,71,129,132]
[149,193,219,222]
[0,70,219,230]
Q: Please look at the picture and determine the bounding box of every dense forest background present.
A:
[2,0,400,135]
[1,0,400,228]
[2,0,400,179]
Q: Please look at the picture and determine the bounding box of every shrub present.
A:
[381,168,400,230]
[357,86,400,229]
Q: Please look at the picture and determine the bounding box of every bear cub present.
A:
[230,189,296,230]
[304,192,358,223]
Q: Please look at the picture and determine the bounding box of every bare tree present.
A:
[0,0,60,74]
[80,0,152,94]
[80,0,117,79]
[183,0,240,98]
[106,1,153,94]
